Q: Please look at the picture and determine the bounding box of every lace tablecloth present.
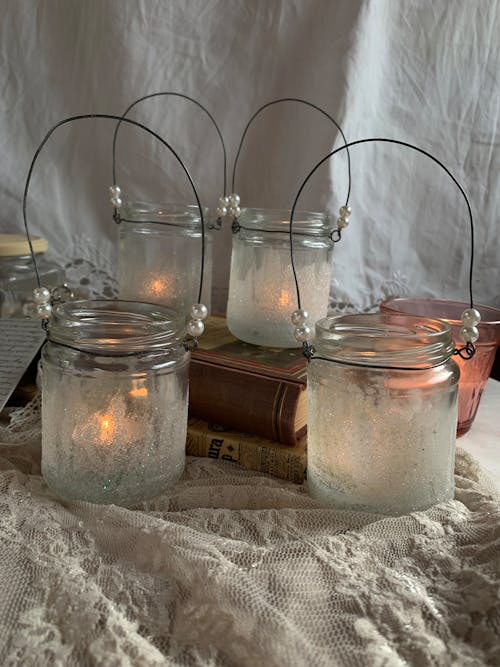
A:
[0,393,499,667]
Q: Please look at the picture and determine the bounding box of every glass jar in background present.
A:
[41,300,189,506]
[307,313,459,515]
[0,234,64,318]
[118,202,212,318]
[226,208,333,348]
[380,298,500,436]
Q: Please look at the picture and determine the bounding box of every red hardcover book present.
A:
[189,317,307,446]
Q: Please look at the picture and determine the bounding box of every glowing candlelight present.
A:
[226,209,333,348]
[40,299,190,506]
[147,276,172,299]
[118,202,213,318]
[278,289,290,308]
[72,394,139,448]
[307,315,459,515]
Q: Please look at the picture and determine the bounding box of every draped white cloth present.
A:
[0,0,499,312]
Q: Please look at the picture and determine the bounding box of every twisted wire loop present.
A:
[330,228,342,243]
[454,342,476,360]
[182,338,199,352]
[302,342,314,360]
[232,97,352,207]
[231,219,241,234]
[22,113,207,347]
[288,137,476,366]
[112,91,227,199]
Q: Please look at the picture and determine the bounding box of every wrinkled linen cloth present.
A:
[0,398,499,667]
[1,0,499,314]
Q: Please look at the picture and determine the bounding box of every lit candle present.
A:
[143,274,175,302]
[72,394,140,448]
[226,208,333,348]
[307,314,459,515]
[117,202,213,318]
[40,299,190,506]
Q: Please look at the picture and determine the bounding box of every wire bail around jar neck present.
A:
[314,314,456,371]
[230,208,333,239]
[287,137,479,369]
[225,98,353,237]
[111,91,228,230]
[21,113,208,349]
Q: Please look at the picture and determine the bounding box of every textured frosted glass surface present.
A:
[119,224,212,317]
[227,240,332,348]
[42,359,188,506]
[307,361,458,515]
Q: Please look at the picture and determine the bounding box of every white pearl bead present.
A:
[461,308,481,327]
[109,185,121,195]
[339,205,351,218]
[33,286,51,304]
[187,319,205,337]
[337,217,349,229]
[110,196,123,208]
[229,205,241,218]
[459,325,479,343]
[190,303,208,321]
[291,309,309,325]
[294,325,311,342]
[229,193,240,207]
[219,196,230,207]
[216,206,227,217]
[36,302,52,318]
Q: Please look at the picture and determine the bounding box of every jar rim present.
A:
[122,201,209,227]
[238,207,332,235]
[381,297,500,328]
[314,313,454,368]
[47,300,185,355]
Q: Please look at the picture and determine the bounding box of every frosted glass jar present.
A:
[0,234,64,318]
[41,300,189,506]
[118,202,212,318]
[307,313,459,515]
[227,208,333,347]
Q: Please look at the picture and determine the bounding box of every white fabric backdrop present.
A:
[0,0,498,313]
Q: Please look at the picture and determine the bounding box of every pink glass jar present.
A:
[380,298,500,436]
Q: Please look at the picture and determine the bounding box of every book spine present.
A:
[189,360,304,446]
[186,423,306,484]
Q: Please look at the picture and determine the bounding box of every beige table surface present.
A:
[460,378,500,486]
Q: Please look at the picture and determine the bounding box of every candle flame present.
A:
[99,414,116,445]
[72,395,139,448]
[147,276,170,297]
[279,289,290,307]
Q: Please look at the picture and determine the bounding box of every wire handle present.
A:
[22,113,207,334]
[232,97,352,208]
[112,92,227,197]
[288,137,477,364]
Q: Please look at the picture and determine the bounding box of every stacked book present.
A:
[187,316,307,483]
